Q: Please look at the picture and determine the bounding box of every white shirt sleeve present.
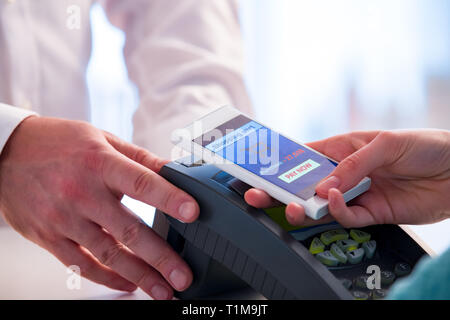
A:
[0,103,37,154]
[100,0,253,158]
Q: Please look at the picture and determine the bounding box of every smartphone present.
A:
[172,105,371,220]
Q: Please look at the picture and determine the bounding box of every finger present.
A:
[68,220,175,300]
[285,202,306,225]
[49,238,137,293]
[244,189,335,226]
[327,188,377,227]
[102,152,199,222]
[306,131,380,162]
[285,202,335,227]
[88,197,193,293]
[315,132,387,198]
[103,131,169,174]
[244,188,282,208]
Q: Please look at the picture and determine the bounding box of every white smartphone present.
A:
[172,105,371,220]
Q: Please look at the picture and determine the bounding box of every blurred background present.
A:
[87,1,450,254]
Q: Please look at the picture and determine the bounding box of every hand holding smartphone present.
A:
[172,106,371,220]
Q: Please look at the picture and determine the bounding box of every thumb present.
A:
[315,132,390,198]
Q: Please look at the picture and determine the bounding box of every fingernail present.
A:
[151,284,170,300]
[286,210,295,223]
[178,202,196,221]
[317,176,341,193]
[328,188,338,206]
[169,269,188,290]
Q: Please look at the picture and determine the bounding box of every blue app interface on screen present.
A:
[198,115,337,200]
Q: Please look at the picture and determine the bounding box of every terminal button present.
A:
[316,250,339,267]
[353,275,370,290]
[346,248,365,264]
[349,229,371,243]
[362,240,377,259]
[320,229,349,245]
[330,243,347,263]
[340,278,352,290]
[309,237,325,255]
[394,262,412,277]
[371,289,388,300]
[336,239,358,252]
[352,291,369,300]
[380,270,396,286]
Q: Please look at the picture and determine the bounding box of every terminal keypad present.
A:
[304,228,412,300]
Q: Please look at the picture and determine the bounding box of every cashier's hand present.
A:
[0,116,200,299]
[245,130,450,228]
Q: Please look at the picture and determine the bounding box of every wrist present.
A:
[0,115,39,208]
[0,103,38,154]
[0,115,39,162]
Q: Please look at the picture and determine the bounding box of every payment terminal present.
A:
[157,156,429,300]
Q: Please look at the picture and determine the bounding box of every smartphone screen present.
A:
[193,114,337,200]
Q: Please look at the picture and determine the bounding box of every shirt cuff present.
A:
[0,103,38,155]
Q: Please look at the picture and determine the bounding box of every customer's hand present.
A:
[245,130,450,228]
[0,116,200,299]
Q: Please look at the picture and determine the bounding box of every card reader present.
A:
[157,156,429,300]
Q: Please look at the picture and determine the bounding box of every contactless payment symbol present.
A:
[278,159,320,183]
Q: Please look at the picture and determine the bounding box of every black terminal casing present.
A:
[157,157,427,300]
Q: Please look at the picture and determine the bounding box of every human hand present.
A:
[0,116,200,299]
[245,130,450,228]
